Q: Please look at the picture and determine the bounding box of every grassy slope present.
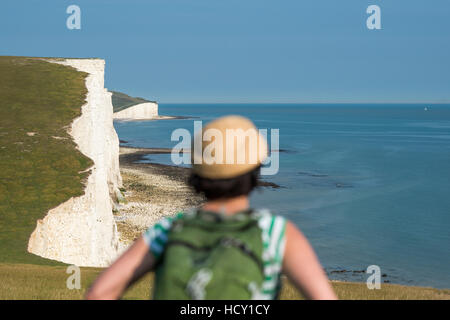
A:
[0,56,92,265]
[0,263,448,300]
[111,91,156,113]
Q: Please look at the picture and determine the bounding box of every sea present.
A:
[114,104,450,289]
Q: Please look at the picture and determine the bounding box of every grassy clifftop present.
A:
[0,56,92,265]
[111,91,156,113]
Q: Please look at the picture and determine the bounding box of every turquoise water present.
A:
[114,104,450,288]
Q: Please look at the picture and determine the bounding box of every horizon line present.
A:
[157,101,450,105]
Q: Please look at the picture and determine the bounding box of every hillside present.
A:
[0,56,92,265]
[111,91,156,113]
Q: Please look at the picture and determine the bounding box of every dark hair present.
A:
[188,167,260,200]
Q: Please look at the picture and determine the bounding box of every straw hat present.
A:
[192,115,268,179]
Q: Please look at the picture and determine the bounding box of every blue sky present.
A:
[1,0,449,103]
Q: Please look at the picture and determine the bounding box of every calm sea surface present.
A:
[114,104,450,288]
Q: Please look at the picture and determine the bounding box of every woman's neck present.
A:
[202,195,250,216]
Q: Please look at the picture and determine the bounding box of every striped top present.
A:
[142,209,287,300]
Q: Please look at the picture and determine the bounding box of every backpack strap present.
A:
[142,212,184,260]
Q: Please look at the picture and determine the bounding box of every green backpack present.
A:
[152,209,272,300]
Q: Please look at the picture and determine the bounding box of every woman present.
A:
[86,115,337,300]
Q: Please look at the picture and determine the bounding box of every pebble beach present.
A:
[115,146,204,244]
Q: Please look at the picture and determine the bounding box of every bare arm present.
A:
[282,221,337,300]
[85,236,155,300]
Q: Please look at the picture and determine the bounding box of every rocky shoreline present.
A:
[115,148,204,244]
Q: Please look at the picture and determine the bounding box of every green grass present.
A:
[0,263,448,300]
[111,91,155,113]
[0,56,93,265]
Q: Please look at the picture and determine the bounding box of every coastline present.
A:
[112,144,450,296]
[119,146,281,186]
[116,147,204,244]
[114,118,448,292]
[115,145,281,244]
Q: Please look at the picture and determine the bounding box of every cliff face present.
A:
[27,59,123,267]
[113,102,158,120]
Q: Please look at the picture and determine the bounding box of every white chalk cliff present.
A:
[113,102,158,120]
[28,59,124,267]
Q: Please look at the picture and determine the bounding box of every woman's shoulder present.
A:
[251,208,288,248]
[250,208,287,225]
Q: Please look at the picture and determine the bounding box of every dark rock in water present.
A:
[120,139,129,144]
[328,268,394,284]
[330,269,348,274]
[297,171,353,189]
[335,183,353,188]
[298,171,328,178]
[272,149,296,154]
[352,270,366,274]
[258,180,281,189]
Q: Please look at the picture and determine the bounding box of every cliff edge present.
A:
[27,59,123,267]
